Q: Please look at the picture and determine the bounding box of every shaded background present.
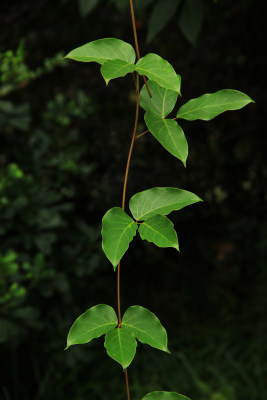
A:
[0,1,266,399]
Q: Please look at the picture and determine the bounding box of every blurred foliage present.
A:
[0,40,104,352]
[0,0,266,399]
[77,0,206,45]
[0,40,66,97]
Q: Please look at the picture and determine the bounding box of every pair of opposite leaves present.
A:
[102,186,203,269]
[66,304,192,400]
[66,188,203,368]
[66,304,169,369]
[66,38,254,167]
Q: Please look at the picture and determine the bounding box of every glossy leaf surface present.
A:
[102,207,137,269]
[104,326,137,369]
[142,392,191,400]
[145,112,188,166]
[101,60,135,84]
[147,0,181,43]
[140,80,178,118]
[135,54,181,93]
[65,38,136,65]
[177,89,254,121]
[122,306,169,353]
[129,187,202,221]
[66,304,117,349]
[139,214,179,250]
[178,0,204,46]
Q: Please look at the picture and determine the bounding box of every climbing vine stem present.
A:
[115,2,144,399]
[117,70,139,400]
[129,0,151,97]
[64,2,253,400]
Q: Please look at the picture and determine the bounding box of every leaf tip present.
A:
[164,347,171,354]
[172,242,180,252]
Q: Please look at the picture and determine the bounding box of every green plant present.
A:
[0,41,97,347]
[64,1,253,399]
[0,40,66,97]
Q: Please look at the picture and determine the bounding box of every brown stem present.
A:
[136,129,149,140]
[129,0,141,60]
[122,75,140,211]
[117,2,145,399]
[117,261,122,327]
[117,72,140,400]
[117,73,140,327]
[129,0,152,98]
[125,369,131,400]
[143,76,152,98]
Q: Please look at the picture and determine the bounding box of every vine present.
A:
[64,1,254,400]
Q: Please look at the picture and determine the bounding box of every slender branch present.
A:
[136,129,149,140]
[117,72,140,400]
[117,262,122,327]
[117,2,146,399]
[142,76,152,98]
[129,0,152,98]
[117,72,140,327]
[122,75,140,211]
[125,369,131,400]
[129,0,141,60]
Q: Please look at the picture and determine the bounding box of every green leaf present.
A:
[178,0,204,46]
[102,207,138,269]
[139,214,179,250]
[65,38,136,65]
[122,306,169,353]
[101,60,135,84]
[177,89,254,121]
[135,54,181,93]
[142,392,191,400]
[66,304,117,349]
[129,187,202,221]
[140,80,178,118]
[144,112,188,166]
[104,326,137,369]
[147,0,182,43]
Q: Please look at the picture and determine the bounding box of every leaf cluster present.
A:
[66,304,169,369]
[64,36,253,400]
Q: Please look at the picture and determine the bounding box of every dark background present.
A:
[0,1,266,400]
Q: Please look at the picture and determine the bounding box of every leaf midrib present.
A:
[122,322,166,350]
[69,321,116,341]
[162,119,183,158]
[178,99,249,118]
[136,199,190,220]
[112,220,136,263]
[141,220,174,245]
